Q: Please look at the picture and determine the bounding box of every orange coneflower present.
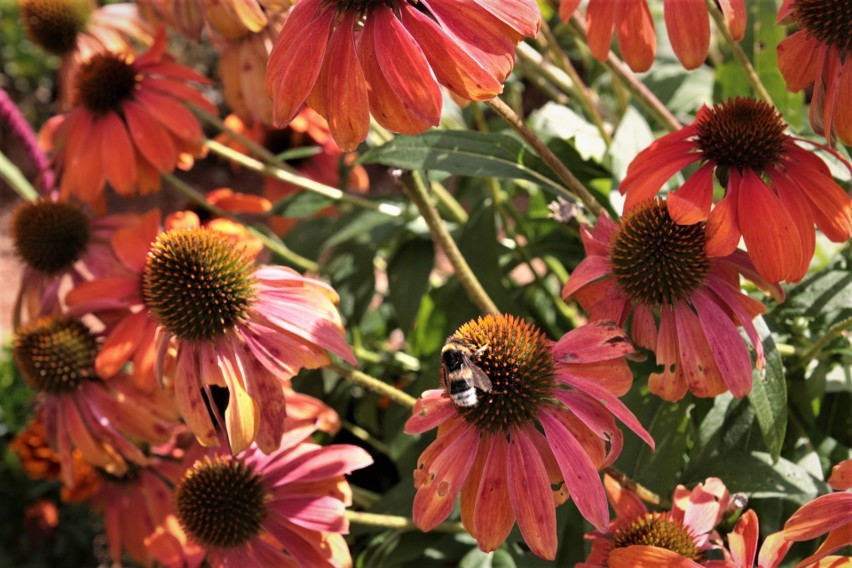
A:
[581,474,735,567]
[560,0,745,71]
[167,421,372,567]
[777,0,852,146]
[620,97,852,284]
[406,315,654,560]
[41,27,214,206]
[563,199,781,401]
[18,0,152,107]
[13,317,177,486]
[265,0,541,150]
[703,510,792,568]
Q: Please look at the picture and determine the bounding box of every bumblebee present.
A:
[441,338,492,407]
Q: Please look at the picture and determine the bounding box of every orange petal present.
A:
[99,112,137,195]
[664,0,710,70]
[609,545,704,567]
[585,0,616,62]
[705,173,741,258]
[777,31,819,92]
[473,434,515,551]
[123,100,177,172]
[615,0,656,72]
[95,312,148,379]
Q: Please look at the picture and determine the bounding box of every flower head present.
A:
[42,28,214,205]
[265,0,540,150]
[777,0,852,146]
[620,97,852,284]
[13,317,177,485]
[170,422,372,566]
[564,199,779,401]
[141,226,355,453]
[560,0,745,71]
[406,315,653,560]
[582,474,734,567]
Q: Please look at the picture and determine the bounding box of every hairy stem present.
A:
[401,171,500,315]
[344,510,466,533]
[328,362,418,409]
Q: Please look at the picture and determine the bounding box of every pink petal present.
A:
[551,320,634,363]
[264,444,374,487]
[554,390,623,467]
[174,349,218,446]
[405,390,455,434]
[268,495,345,533]
[562,255,612,300]
[609,546,705,567]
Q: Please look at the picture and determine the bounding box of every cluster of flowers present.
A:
[3,0,851,566]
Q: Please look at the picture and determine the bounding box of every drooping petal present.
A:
[784,493,852,540]
[173,350,218,447]
[123,100,177,172]
[473,433,515,552]
[757,531,792,568]
[649,307,689,401]
[585,0,617,62]
[664,0,710,70]
[768,169,815,282]
[320,11,369,151]
[615,0,656,72]
[777,30,819,92]
[506,426,558,560]
[99,112,137,195]
[669,162,715,224]
[784,161,852,243]
[673,301,728,398]
[95,311,148,379]
[559,0,583,22]
[471,0,541,38]
[562,256,611,299]
[705,172,741,258]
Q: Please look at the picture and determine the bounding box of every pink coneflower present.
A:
[90,429,206,567]
[141,226,354,454]
[581,474,734,567]
[13,317,177,486]
[169,421,372,566]
[41,27,214,205]
[563,199,780,401]
[560,0,746,71]
[18,0,152,107]
[265,0,541,150]
[777,0,852,146]
[619,97,852,284]
[406,315,654,560]
[10,199,130,327]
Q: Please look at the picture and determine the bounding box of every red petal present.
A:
[561,255,611,299]
[777,31,819,92]
[371,6,442,125]
[400,3,503,101]
[123,100,177,172]
[473,434,515,551]
[615,0,656,72]
[585,0,616,62]
[705,173,741,258]
[134,88,204,143]
[728,510,758,567]
[664,0,710,70]
[506,427,558,560]
[669,162,715,224]
[836,61,852,146]
[471,0,540,38]
[99,112,136,195]
[769,169,815,282]
[320,11,369,151]
[718,0,746,40]
[551,320,634,363]
[560,0,582,22]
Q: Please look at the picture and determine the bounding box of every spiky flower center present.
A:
[448,314,555,433]
[76,53,138,115]
[793,0,852,53]
[612,512,701,561]
[695,97,788,174]
[142,228,257,342]
[13,318,97,395]
[610,199,710,307]
[19,0,93,55]
[175,456,267,549]
[12,200,91,275]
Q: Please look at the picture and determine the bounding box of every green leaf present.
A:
[752,0,804,128]
[358,131,568,196]
[325,241,377,323]
[747,316,788,461]
[270,191,334,217]
[387,237,435,331]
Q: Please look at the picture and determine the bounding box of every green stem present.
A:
[0,149,38,200]
[603,467,662,506]
[401,171,500,315]
[485,97,604,217]
[704,0,774,106]
[354,346,421,372]
[342,420,391,455]
[328,361,417,408]
[430,180,469,224]
[345,510,466,534]
[162,173,320,272]
[794,317,852,371]
[204,139,404,218]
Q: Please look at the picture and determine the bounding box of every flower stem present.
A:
[328,361,418,409]
[603,467,662,506]
[0,149,38,201]
[162,173,320,272]
[563,16,682,133]
[204,139,404,218]
[704,0,774,106]
[793,316,852,372]
[400,171,501,315]
[345,510,466,534]
[485,97,604,217]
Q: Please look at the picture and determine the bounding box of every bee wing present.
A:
[469,365,492,392]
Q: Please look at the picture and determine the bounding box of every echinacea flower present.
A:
[560,0,745,71]
[18,0,152,107]
[169,421,372,567]
[41,28,214,205]
[619,97,852,284]
[142,226,355,454]
[777,0,852,146]
[90,429,206,567]
[704,510,792,568]
[405,315,654,560]
[562,199,779,401]
[13,317,177,485]
[10,199,128,326]
[581,474,734,567]
[265,0,541,150]
[138,0,271,41]
[782,459,852,568]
